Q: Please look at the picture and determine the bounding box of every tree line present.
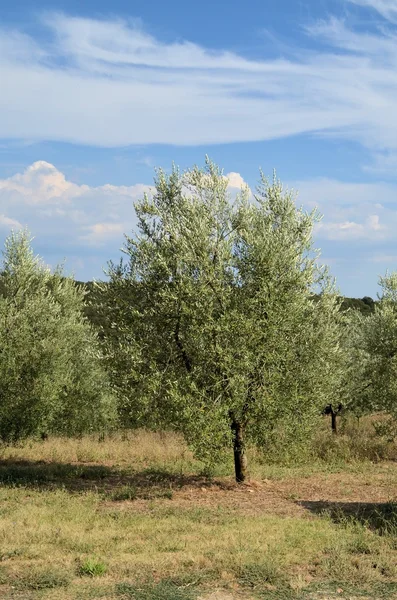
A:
[0,159,395,482]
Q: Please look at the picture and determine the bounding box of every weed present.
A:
[77,557,107,577]
[111,485,137,501]
[237,559,285,589]
[347,537,373,555]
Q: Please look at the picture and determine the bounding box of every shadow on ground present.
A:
[299,500,397,535]
[0,459,230,499]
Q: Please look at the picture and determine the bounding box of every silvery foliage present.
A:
[0,230,116,442]
[346,273,397,420]
[98,159,343,464]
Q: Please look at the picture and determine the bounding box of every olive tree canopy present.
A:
[0,230,116,443]
[99,160,343,481]
[345,273,397,427]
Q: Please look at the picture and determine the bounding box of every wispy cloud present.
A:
[82,222,125,245]
[0,214,23,229]
[363,151,397,174]
[289,177,397,241]
[348,0,397,21]
[316,214,385,240]
[370,252,397,262]
[1,9,397,149]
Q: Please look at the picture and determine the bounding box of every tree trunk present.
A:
[331,410,337,435]
[231,420,247,483]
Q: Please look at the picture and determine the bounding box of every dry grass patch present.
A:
[0,430,396,599]
[0,431,196,470]
[0,484,395,598]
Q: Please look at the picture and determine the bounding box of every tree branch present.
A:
[174,310,192,373]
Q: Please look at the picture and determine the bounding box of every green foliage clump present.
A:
[77,557,107,577]
[237,559,285,588]
[111,485,138,501]
[0,229,116,443]
[345,272,397,423]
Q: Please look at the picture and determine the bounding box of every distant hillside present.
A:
[338,295,376,315]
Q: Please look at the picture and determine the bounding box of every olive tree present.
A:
[99,160,343,482]
[0,230,116,443]
[345,273,397,426]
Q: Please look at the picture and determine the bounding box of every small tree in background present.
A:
[98,159,343,482]
[0,230,116,443]
[322,295,377,435]
[345,273,397,432]
[322,402,344,435]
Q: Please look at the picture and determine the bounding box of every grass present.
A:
[77,558,107,577]
[116,580,197,600]
[0,423,395,599]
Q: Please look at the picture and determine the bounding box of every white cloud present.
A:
[225,172,248,189]
[0,161,85,204]
[291,178,397,207]
[0,162,253,274]
[0,163,253,253]
[44,13,261,72]
[2,10,397,149]
[367,214,384,230]
[225,172,252,197]
[0,161,152,257]
[1,163,396,247]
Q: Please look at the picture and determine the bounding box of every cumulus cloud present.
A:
[0,160,395,247]
[2,8,397,150]
[0,161,85,204]
[0,162,152,260]
[225,172,249,190]
[0,161,251,253]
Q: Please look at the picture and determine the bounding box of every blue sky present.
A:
[1,0,397,296]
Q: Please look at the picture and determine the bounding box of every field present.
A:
[0,422,396,600]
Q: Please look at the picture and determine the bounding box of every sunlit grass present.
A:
[0,430,196,470]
